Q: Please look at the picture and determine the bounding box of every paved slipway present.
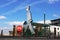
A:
[0,36,60,40]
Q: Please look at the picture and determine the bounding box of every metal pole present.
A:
[44,13,46,36]
[44,13,45,25]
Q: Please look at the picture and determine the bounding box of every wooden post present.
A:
[35,26,38,37]
[13,25,16,36]
[1,30,3,36]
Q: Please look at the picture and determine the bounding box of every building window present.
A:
[57,28,59,30]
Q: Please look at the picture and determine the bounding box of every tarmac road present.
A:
[0,36,60,40]
[0,38,60,40]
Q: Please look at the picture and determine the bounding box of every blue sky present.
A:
[0,0,60,35]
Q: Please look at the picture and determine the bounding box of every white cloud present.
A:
[29,0,44,6]
[53,14,60,18]
[0,0,17,8]
[0,0,54,15]
[0,26,13,35]
[2,0,27,15]
[1,0,59,15]
[2,0,44,15]
[0,21,24,35]
[7,21,24,25]
[48,0,59,4]
[0,16,6,19]
[36,20,51,24]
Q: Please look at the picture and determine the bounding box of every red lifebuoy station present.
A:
[17,25,23,36]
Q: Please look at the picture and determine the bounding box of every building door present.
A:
[54,28,56,37]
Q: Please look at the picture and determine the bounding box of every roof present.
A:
[51,18,60,22]
[32,22,49,27]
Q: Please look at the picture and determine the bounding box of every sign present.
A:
[17,25,22,32]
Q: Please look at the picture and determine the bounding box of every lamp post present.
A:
[44,13,46,36]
